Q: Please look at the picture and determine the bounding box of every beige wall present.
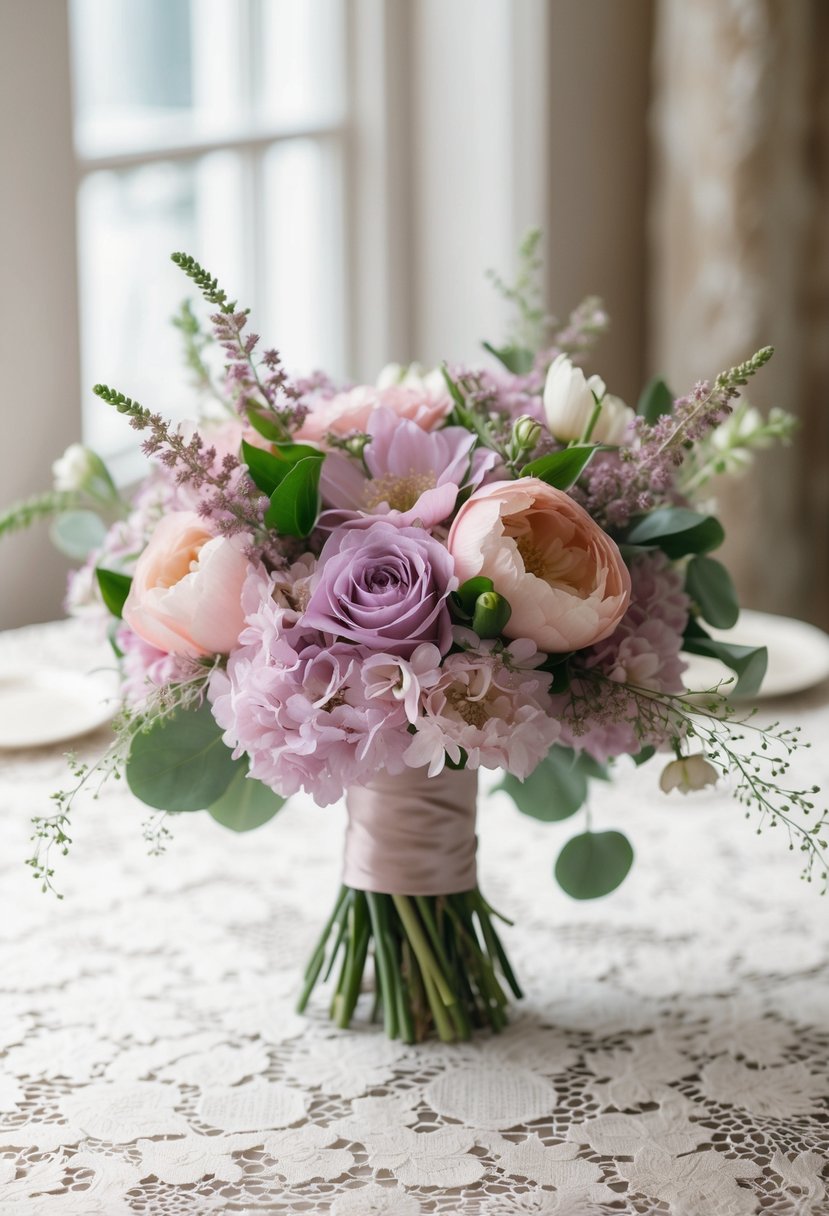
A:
[0,2,80,629]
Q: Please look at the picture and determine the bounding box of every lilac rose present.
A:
[303,521,457,657]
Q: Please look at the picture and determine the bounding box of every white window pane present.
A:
[70,0,245,157]
[262,139,346,382]
[257,0,346,126]
[78,155,246,459]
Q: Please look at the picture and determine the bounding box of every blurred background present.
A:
[1,0,827,631]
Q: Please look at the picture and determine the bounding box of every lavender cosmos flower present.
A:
[319,407,496,530]
[303,521,458,657]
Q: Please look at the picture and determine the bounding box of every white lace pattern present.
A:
[1,620,827,1214]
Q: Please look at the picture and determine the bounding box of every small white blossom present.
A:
[659,754,719,795]
[52,443,96,492]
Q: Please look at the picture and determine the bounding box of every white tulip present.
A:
[595,393,636,445]
[659,754,719,796]
[543,353,634,444]
[52,443,95,492]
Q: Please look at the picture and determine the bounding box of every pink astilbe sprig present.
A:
[573,346,774,529]
[170,252,309,439]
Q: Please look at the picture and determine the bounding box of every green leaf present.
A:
[242,440,322,497]
[96,567,133,619]
[482,341,535,375]
[246,408,287,443]
[685,555,740,629]
[637,377,674,424]
[682,621,767,698]
[264,456,323,537]
[626,507,725,558]
[126,702,239,812]
[521,445,598,490]
[555,830,634,899]
[496,745,607,822]
[50,510,107,560]
[631,745,656,766]
[208,764,286,832]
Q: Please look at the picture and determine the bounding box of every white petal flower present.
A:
[52,443,95,491]
[659,754,718,795]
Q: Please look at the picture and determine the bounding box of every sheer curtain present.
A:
[648,0,829,628]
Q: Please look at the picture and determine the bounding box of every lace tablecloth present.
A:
[1,619,828,1215]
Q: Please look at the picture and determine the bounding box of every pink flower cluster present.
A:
[208,566,559,806]
[550,551,691,762]
[93,342,710,805]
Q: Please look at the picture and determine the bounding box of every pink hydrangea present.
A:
[208,568,416,805]
[117,626,197,707]
[403,649,560,779]
[550,551,691,762]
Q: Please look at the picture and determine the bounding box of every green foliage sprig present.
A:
[170,252,240,315]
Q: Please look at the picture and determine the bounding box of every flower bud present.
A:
[659,754,718,795]
[513,415,542,452]
[471,590,512,639]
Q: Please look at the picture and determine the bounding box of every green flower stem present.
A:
[297,885,521,1042]
[392,894,455,1006]
[296,884,349,1013]
[366,892,398,1039]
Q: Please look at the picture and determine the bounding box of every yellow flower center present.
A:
[363,470,436,512]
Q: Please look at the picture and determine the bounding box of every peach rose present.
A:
[296,379,451,443]
[123,512,250,658]
[447,478,631,653]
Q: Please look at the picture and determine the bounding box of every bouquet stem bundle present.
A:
[297,885,522,1042]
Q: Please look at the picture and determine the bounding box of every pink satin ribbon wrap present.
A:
[343,767,479,895]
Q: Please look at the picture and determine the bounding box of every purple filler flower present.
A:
[303,521,458,657]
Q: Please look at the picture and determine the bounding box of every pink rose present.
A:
[123,512,251,658]
[447,478,631,653]
[296,381,451,443]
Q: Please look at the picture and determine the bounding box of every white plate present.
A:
[0,667,119,749]
[683,609,829,700]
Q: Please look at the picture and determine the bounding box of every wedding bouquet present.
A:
[6,235,824,1044]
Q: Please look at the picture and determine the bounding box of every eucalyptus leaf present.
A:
[126,702,240,812]
[555,829,634,899]
[636,377,674,424]
[626,507,725,558]
[50,510,107,560]
[682,627,768,699]
[264,456,323,537]
[96,567,132,619]
[521,445,597,490]
[685,555,740,629]
[496,745,607,822]
[208,765,286,832]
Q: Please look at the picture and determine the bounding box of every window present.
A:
[69,0,348,465]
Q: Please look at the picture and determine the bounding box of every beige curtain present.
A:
[649,0,829,627]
